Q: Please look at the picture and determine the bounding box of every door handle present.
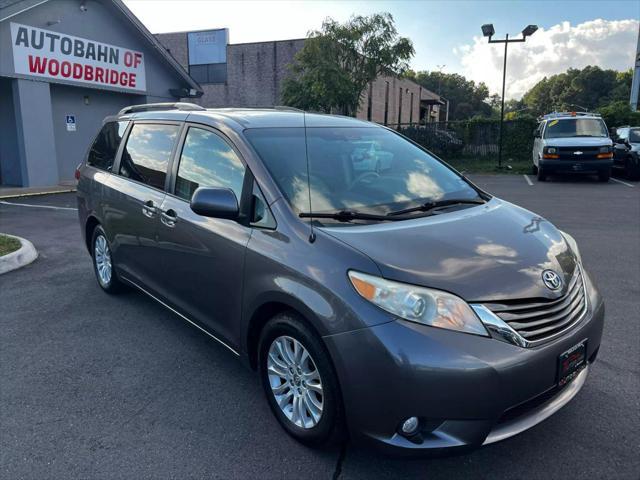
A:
[142,200,157,218]
[161,209,178,227]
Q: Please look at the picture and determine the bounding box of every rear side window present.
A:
[87,121,128,171]
[119,123,179,190]
[174,127,246,201]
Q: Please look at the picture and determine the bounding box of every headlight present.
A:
[348,271,489,336]
[546,147,557,154]
[560,230,582,263]
[599,146,612,153]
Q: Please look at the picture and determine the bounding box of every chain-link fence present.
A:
[390,118,538,172]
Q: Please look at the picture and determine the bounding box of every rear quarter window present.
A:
[87,121,128,171]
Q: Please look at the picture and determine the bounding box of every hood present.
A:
[544,137,611,147]
[322,199,577,302]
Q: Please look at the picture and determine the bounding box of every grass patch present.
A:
[444,157,532,175]
[0,234,21,257]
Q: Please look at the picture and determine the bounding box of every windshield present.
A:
[629,129,640,143]
[544,118,608,138]
[245,127,481,219]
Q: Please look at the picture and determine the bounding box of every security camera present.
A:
[79,1,87,12]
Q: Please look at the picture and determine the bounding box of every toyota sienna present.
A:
[77,103,604,454]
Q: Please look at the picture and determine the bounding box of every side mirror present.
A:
[190,187,239,219]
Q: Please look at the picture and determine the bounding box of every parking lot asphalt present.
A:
[1,174,638,479]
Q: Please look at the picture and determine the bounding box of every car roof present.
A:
[113,108,377,131]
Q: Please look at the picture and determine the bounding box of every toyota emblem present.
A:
[542,270,562,291]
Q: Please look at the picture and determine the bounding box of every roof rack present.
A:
[539,111,601,121]
[118,102,206,115]
[273,105,304,112]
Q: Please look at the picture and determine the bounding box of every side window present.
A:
[617,129,628,140]
[119,123,179,190]
[251,182,276,229]
[87,121,128,171]
[175,127,246,201]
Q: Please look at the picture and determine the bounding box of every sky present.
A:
[124,0,640,100]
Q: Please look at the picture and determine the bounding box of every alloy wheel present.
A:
[94,234,112,286]
[267,335,324,429]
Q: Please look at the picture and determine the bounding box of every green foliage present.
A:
[522,66,633,116]
[597,101,640,128]
[406,71,493,120]
[281,13,414,115]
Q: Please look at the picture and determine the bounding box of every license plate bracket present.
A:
[558,339,587,387]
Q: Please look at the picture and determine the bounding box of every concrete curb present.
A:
[0,234,38,275]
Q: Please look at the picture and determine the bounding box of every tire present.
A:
[91,225,124,294]
[531,164,538,175]
[537,166,547,182]
[258,311,344,447]
[598,168,610,182]
[625,157,640,180]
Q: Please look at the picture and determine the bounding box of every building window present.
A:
[367,83,373,121]
[189,63,227,84]
[384,81,390,126]
[397,87,403,126]
[409,92,414,124]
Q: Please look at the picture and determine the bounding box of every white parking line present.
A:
[0,200,77,211]
[523,174,533,186]
[610,178,635,188]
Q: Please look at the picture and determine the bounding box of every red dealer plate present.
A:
[557,340,587,387]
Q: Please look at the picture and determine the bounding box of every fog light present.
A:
[401,416,419,435]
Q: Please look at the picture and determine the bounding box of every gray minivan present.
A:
[77,103,604,454]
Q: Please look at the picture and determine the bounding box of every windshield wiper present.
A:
[299,210,406,222]
[386,198,486,217]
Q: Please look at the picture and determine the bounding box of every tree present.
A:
[408,71,493,120]
[522,66,633,116]
[281,13,414,115]
[598,101,640,128]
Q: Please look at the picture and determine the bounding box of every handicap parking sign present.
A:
[66,115,76,132]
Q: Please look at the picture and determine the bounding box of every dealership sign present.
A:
[10,23,146,93]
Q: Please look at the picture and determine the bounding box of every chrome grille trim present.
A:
[473,265,588,347]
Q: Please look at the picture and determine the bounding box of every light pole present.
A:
[482,23,538,168]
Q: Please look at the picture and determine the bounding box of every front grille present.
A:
[557,147,600,160]
[484,267,587,344]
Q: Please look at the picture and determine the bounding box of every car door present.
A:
[107,121,181,292]
[155,125,251,351]
[613,128,628,168]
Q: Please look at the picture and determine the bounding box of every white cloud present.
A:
[455,19,639,100]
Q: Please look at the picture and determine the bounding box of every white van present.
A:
[532,112,613,182]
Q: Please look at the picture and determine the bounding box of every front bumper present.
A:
[324,291,604,455]
[540,158,612,174]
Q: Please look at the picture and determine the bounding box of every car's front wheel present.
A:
[258,312,344,446]
[598,168,611,182]
[91,225,124,294]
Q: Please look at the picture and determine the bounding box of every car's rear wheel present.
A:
[258,312,344,446]
[537,165,547,181]
[598,168,611,182]
[91,226,124,294]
